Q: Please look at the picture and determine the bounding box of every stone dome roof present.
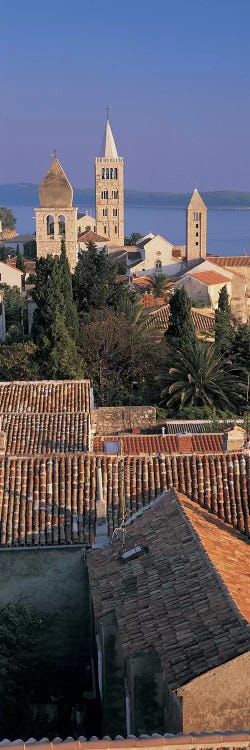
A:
[39,157,73,208]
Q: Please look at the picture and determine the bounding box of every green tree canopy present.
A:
[166,286,195,344]
[0,341,38,380]
[79,307,160,406]
[215,284,234,355]
[161,338,244,414]
[73,244,128,314]
[148,273,169,298]
[0,207,16,230]
[0,283,26,331]
[124,232,142,246]
[0,604,43,738]
[16,249,26,273]
[59,239,79,339]
[32,254,82,379]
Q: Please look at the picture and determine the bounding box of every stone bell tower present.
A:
[95,116,124,245]
[35,154,78,271]
[186,188,207,264]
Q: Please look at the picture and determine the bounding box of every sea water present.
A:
[7,204,250,257]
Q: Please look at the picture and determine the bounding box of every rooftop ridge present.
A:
[0,731,249,747]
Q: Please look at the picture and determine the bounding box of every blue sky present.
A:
[1,0,250,190]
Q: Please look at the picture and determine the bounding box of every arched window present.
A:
[58,215,66,237]
[155,259,162,269]
[46,215,54,238]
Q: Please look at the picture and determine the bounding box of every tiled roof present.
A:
[88,489,250,690]
[191,271,232,285]
[172,245,186,258]
[0,380,91,414]
[0,452,249,546]
[0,733,248,749]
[162,419,240,434]
[0,228,18,241]
[78,230,107,243]
[94,433,224,455]
[210,256,250,268]
[2,412,90,455]
[147,304,214,333]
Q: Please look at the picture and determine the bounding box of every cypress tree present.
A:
[16,249,26,273]
[58,239,79,339]
[166,286,195,345]
[32,255,82,379]
[215,285,233,355]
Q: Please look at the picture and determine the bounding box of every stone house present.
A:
[77,212,96,235]
[78,229,109,254]
[127,233,183,277]
[0,260,23,291]
[88,488,250,736]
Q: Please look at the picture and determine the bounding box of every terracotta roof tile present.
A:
[210,255,250,268]
[78,230,107,243]
[0,452,249,546]
[94,433,224,455]
[2,412,90,455]
[0,733,248,749]
[191,271,232,285]
[88,489,250,689]
[147,304,214,333]
[0,380,91,413]
[0,228,18,241]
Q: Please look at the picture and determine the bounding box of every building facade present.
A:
[95,118,124,245]
[35,155,78,271]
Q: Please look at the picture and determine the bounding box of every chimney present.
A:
[0,418,6,455]
[223,425,246,452]
[176,435,193,453]
[94,465,108,547]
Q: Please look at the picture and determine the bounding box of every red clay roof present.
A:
[0,452,249,546]
[88,489,250,689]
[180,492,250,623]
[94,433,224,455]
[147,304,214,333]
[2,412,90,455]
[191,271,231,285]
[0,733,248,748]
[78,230,107,243]
[0,380,91,413]
[210,255,250,268]
[0,228,18,241]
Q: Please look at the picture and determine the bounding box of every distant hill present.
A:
[0,184,250,209]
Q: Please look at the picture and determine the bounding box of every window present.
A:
[46,215,54,238]
[58,215,65,237]
[112,190,118,199]
[110,168,113,179]
[114,168,118,179]
[115,226,118,233]
[102,208,108,217]
[101,168,105,179]
[106,168,109,179]
[104,226,107,234]
[196,241,199,246]
[196,223,199,228]
[101,190,108,199]
[155,259,162,269]
[196,232,199,237]
[113,209,118,217]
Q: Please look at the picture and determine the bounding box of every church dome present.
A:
[39,157,73,208]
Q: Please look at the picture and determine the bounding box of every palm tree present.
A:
[149,273,169,298]
[118,295,147,327]
[161,339,245,412]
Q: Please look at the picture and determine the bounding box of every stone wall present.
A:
[92,406,156,436]
[177,651,250,732]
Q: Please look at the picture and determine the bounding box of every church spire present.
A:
[100,116,119,158]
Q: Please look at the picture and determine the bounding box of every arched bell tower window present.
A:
[46,215,54,238]
[58,215,66,237]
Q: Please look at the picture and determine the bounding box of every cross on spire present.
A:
[51,149,57,160]
[106,105,110,121]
